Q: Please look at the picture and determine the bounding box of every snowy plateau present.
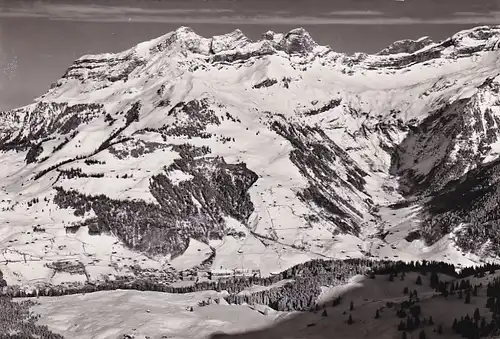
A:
[2,24,500,291]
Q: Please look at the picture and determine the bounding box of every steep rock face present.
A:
[449,26,500,54]
[61,55,146,83]
[277,28,318,55]
[3,25,500,286]
[391,81,500,196]
[368,26,500,70]
[211,30,251,54]
[151,26,212,55]
[0,102,104,152]
[378,37,434,55]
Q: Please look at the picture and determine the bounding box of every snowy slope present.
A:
[2,25,500,287]
[28,289,280,339]
[30,270,498,339]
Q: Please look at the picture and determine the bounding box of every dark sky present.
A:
[1,0,500,111]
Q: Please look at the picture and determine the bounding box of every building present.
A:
[209,267,262,280]
[210,268,234,279]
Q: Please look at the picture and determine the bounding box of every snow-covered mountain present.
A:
[2,25,500,287]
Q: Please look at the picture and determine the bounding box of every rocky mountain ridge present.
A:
[2,25,500,287]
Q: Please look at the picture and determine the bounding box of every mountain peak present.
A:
[150,26,212,55]
[148,26,320,58]
[448,25,500,52]
[377,36,434,55]
[210,29,251,54]
[279,27,318,55]
[5,24,500,290]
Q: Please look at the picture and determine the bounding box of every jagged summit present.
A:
[44,24,500,102]
[67,24,500,69]
[141,24,500,61]
[3,25,500,288]
[377,36,434,55]
[211,29,251,54]
[449,25,500,49]
[133,26,322,59]
[377,25,500,56]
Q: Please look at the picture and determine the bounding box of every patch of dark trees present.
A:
[25,143,43,164]
[368,259,500,279]
[3,258,500,317]
[302,99,342,116]
[145,98,224,140]
[0,296,64,339]
[32,102,141,180]
[84,159,105,165]
[58,168,104,180]
[389,95,500,256]
[440,275,500,338]
[422,157,500,255]
[252,79,278,89]
[0,269,62,337]
[380,263,500,338]
[271,117,369,235]
[225,259,368,311]
[108,139,167,159]
[52,144,258,257]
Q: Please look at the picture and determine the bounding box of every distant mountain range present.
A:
[2,25,500,287]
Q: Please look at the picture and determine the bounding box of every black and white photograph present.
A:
[2,0,500,338]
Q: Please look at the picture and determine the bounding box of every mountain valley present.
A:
[1,25,500,290]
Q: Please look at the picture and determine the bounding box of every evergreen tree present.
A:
[487,296,495,310]
[474,308,480,322]
[437,324,443,334]
[406,316,414,331]
[410,305,421,318]
[480,317,486,333]
[495,297,500,314]
[419,330,426,339]
[321,309,328,317]
[430,271,439,288]
[416,275,422,285]
[347,314,353,325]
[350,300,354,311]
[429,316,434,325]
[375,309,380,319]
[402,331,407,339]
[403,287,409,295]
[465,289,471,304]
[415,316,421,328]
[413,290,419,301]
[452,318,458,332]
